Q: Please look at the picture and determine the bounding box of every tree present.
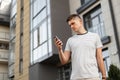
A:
[107,64,120,80]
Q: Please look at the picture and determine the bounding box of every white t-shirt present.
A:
[65,32,103,80]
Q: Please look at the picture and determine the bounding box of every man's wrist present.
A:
[102,76,106,79]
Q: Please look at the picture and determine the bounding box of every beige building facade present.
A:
[14,0,30,80]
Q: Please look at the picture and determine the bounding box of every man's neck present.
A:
[77,28,87,35]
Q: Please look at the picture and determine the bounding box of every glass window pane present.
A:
[33,42,48,62]
[12,0,16,4]
[91,8,101,18]
[81,0,91,5]
[48,39,52,53]
[33,48,38,62]
[92,17,99,26]
[33,8,47,27]
[47,0,50,14]
[33,0,46,16]
[100,14,103,22]
[33,30,38,48]
[9,41,15,63]
[33,0,38,16]
[39,21,47,44]
[48,17,51,39]
[11,4,16,18]
[85,0,90,3]
[41,42,48,57]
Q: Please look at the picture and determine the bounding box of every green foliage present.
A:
[107,64,120,80]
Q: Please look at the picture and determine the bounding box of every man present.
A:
[54,14,106,80]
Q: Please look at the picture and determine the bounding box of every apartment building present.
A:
[9,0,71,80]
[9,0,120,80]
[0,24,9,80]
[0,0,11,80]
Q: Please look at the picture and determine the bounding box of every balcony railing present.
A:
[0,50,8,62]
[0,32,9,41]
[0,72,8,80]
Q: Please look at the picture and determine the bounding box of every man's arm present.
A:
[96,48,106,80]
[58,49,71,65]
[54,37,71,65]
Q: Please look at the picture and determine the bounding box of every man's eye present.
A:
[71,23,74,25]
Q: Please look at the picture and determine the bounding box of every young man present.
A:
[54,14,106,80]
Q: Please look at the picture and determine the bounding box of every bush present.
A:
[107,64,120,80]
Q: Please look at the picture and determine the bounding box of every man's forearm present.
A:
[96,48,106,79]
[99,61,106,78]
[58,49,68,65]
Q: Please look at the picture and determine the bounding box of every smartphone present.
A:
[54,36,59,41]
[54,36,63,45]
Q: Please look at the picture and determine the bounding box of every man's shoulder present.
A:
[88,32,98,36]
[67,35,76,41]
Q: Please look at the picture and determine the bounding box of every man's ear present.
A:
[79,19,83,24]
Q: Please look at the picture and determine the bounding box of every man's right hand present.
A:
[54,36,63,50]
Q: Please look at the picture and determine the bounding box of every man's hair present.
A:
[66,14,82,22]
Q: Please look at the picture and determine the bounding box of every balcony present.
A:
[0,50,8,63]
[0,0,11,26]
[0,72,8,80]
[0,32,9,42]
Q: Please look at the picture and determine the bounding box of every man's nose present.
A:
[70,25,74,28]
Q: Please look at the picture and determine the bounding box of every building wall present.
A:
[14,0,30,80]
[69,0,80,14]
[0,63,8,72]
[111,0,120,39]
[101,0,120,67]
[112,0,120,67]
[0,25,9,32]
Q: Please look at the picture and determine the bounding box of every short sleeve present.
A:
[96,34,103,48]
[65,39,71,51]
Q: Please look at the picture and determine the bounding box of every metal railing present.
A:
[0,32,10,40]
[0,73,8,80]
[0,50,9,60]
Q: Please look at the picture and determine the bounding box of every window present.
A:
[81,0,91,5]
[10,0,16,39]
[31,0,52,64]
[19,59,23,73]
[57,63,71,80]
[102,49,111,77]
[19,0,24,73]
[84,6,106,38]
[9,38,15,63]
[11,0,16,18]
[0,43,9,50]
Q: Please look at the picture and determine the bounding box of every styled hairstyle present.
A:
[66,14,82,22]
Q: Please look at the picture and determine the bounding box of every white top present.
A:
[65,32,103,80]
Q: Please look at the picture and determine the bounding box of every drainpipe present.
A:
[108,0,120,60]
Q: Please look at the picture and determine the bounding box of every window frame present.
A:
[83,6,106,38]
[30,0,52,64]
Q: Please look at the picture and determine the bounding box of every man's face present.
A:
[68,17,82,32]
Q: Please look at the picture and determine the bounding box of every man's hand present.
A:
[102,76,107,80]
[54,36,63,50]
